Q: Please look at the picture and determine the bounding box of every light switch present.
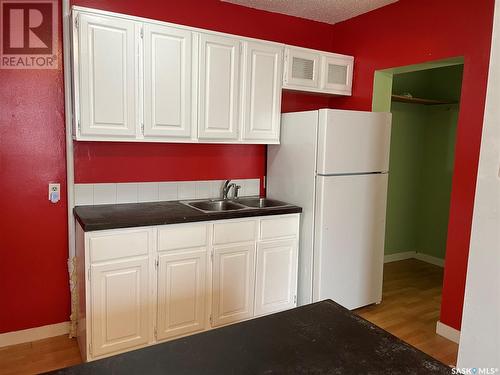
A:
[49,183,60,203]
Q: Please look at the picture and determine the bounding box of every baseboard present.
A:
[384,251,444,267]
[384,251,416,263]
[0,321,70,348]
[436,320,460,343]
[414,252,445,267]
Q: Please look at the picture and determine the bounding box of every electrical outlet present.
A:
[49,183,61,203]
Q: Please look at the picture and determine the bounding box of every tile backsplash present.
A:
[74,179,261,206]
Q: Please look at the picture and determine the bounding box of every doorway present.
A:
[357,58,464,366]
[386,63,462,265]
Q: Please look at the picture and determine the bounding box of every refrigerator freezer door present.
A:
[313,173,388,309]
[317,109,392,175]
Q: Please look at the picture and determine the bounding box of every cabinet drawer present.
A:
[213,220,257,245]
[158,223,208,251]
[260,215,299,240]
[89,229,150,263]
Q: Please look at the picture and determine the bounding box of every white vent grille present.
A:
[328,64,348,85]
[291,57,315,80]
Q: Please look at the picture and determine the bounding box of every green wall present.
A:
[385,102,425,254]
[384,65,462,259]
[417,106,458,258]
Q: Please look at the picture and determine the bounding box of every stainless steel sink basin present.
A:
[237,198,289,208]
[184,197,291,213]
[186,200,246,212]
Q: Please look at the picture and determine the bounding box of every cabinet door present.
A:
[144,24,193,139]
[90,257,150,358]
[157,249,207,341]
[321,55,354,95]
[283,47,321,89]
[212,243,255,327]
[241,42,282,142]
[254,239,298,316]
[77,13,139,138]
[198,34,240,140]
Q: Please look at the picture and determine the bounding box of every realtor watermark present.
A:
[0,0,58,69]
[453,368,500,374]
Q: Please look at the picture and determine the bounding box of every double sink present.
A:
[183,197,290,213]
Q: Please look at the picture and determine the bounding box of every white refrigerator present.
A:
[267,109,392,310]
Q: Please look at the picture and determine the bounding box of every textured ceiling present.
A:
[221,0,398,24]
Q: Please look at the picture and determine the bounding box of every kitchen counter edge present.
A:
[73,200,303,232]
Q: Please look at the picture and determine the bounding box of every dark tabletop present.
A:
[74,200,302,231]
[46,300,451,375]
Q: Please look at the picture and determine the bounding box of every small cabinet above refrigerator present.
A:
[283,46,354,96]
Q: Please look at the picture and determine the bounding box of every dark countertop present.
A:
[46,300,451,375]
[74,200,302,231]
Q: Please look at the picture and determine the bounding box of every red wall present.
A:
[0,6,70,332]
[72,0,333,184]
[328,0,494,330]
[74,143,266,183]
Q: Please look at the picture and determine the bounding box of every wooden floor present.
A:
[0,259,458,374]
[356,259,458,366]
[0,334,81,375]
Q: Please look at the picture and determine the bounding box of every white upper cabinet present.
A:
[320,54,354,95]
[72,7,353,144]
[241,41,282,143]
[198,34,240,140]
[76,13,139,138]
[283,47,321,89]
[143,24,193,139]
[283,45,353,96]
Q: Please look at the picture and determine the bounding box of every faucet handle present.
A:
[234,185,241,199]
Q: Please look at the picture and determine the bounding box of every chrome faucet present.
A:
[222,180,241,200]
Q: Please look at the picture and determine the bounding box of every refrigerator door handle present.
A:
[317,171,388,177]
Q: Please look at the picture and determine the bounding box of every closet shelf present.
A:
[391,94,458,105]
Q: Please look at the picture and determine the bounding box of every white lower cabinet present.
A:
[254,239,297,316]
[90,257,150,358]
[212,243,255,327]
[157,248,207,340]
[77,214,299,361]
